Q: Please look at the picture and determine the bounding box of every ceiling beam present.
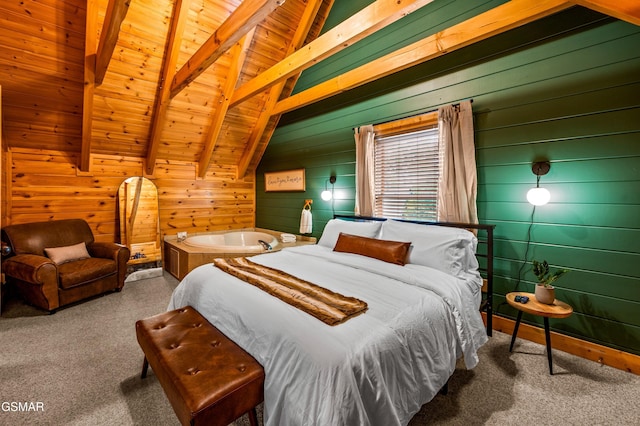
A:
[236,0,329,178]
[169,0,284,98]
[571,0,640,25]
[229,0,435,108]
[145,0,192,176]
[271,0,574,116]
[80,0,99,172]
[265,0,640,118]
[197,30,256,178]
[95,0,131,85]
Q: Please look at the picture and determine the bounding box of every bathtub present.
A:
[183,231,279,251]
[165,229,316,280]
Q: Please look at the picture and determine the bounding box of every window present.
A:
[356,102,475,223]
[372,112,440,221]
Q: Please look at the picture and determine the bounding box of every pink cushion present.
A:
[44,242,91,265]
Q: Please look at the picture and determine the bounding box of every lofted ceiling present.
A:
[0,0,638,179]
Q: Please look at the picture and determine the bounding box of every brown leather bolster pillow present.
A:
[333,232,411,265]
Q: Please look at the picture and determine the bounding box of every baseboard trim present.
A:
[483,313,640,375]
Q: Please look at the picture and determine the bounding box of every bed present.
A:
[168,216,495,426]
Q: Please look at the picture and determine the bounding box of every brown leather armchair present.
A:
[1,219,130,312]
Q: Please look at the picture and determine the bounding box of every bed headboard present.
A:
[333,214,495,337]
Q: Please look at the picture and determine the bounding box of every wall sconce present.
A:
[321,175,336,201]
[526,161,551,206]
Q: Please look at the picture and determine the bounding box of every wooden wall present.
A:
[257,2,640,356]
[4,148,255,242]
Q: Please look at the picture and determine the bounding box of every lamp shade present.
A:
[527,187,550,206]
[321,175,336,201]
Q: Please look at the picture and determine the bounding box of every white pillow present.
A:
[379,220,477,277]
[44,242,91,265]
[318,219,382,249]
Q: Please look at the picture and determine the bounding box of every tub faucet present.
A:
[258,240,272,251]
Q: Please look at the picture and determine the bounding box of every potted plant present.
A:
[532,260,570,304]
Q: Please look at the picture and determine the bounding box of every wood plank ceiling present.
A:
[1,0,638,180]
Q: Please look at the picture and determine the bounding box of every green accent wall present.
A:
[256,1,640,355]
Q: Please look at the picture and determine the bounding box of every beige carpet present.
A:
[1,273,638,425]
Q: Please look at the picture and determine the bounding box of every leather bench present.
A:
[136,306,264,426]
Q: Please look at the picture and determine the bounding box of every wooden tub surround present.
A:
[164,228,316,280]
[136,306,264,426]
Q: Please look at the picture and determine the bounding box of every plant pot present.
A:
[535,284,556,304]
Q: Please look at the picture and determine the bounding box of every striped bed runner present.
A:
[212,257,367,326]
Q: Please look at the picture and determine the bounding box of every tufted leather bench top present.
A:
[136,306,264,426]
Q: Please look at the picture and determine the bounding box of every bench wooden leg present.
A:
[248,407,259,426]
[140,356,149,379]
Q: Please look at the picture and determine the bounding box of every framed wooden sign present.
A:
[264,168,306,192]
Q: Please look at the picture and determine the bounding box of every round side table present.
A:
[506,291,573,375]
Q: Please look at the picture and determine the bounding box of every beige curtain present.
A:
[437,100,478,224]
[354,125,375,216]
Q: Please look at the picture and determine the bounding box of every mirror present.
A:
[118,177,161,268]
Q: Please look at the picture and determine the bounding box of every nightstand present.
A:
[506,291,573,375]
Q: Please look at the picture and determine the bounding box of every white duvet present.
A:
[168,245,488,426]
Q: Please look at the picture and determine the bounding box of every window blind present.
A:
[373,126,440,221]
